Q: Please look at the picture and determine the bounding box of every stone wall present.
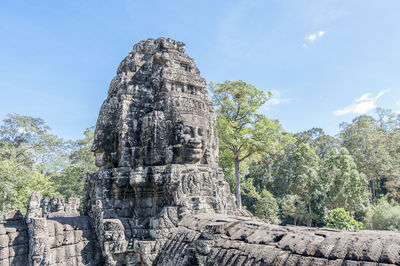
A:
[0,219,28,266]
[23,193,104,265]
[0,216,103,266]
[36,217,102,265]
[156,213,400,265]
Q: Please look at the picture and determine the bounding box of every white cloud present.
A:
[262,90,292,111]
[396,99,400,105]
[305,34,317,42]
[333,89,392,116]
[303,30,326,47]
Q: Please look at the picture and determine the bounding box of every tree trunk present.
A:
[234,154,242,209]
[307,199,312,227]
[1,191,5,220]
[370,179,376,204]
[366,193,373,229]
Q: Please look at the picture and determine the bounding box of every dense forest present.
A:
[1,81,399,231]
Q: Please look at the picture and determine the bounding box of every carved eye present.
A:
[198,128,204,136]
[184,126,191,135]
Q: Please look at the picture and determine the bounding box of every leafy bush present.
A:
[241,178,280,224]
[254,190,280,224]
[369,197,400,231]
[325,208,363,230]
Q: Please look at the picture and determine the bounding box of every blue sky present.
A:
[1,0,400,140]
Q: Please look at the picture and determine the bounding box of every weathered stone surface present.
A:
[23,193,103,265]
[3,210,23,222]
[40,195,80,218]
[0,220,29,266]
[155,213,400,265]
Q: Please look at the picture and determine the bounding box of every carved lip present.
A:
[186,139,202,149]
[185,148,203,154]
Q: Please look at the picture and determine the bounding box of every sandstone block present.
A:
[0,236,8,249]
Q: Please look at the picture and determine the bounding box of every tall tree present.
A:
[270,142,321,226]
[211,80,272,209]
[322,147,368,215]
[294,128,338,159]
[340,115,393,202]
[0,114,65,216]
[0,113,67,173]
[246,130,295,192]
[290,143,321,226]
[54,127,96,200]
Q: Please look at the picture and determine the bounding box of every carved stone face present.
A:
[51,196,64,212]
[174,114,209,164]
[68,198,80,212]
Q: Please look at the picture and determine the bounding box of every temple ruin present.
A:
[1,38,400,265]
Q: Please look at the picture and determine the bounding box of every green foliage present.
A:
[0,114,95,217]
[280,195,308,225]
[325,208,363,230]
[368,197,400,231]
[294,128,338,159]
[211,80,273,209]
[269,142,321,226]
[322,148,368,215]
[241,178,260,214]
[14,170,57,211]
[0,114,50,147]
[254,190,280,224]
[0,157,56,215]
[0,113,67,173]
[241,178,280,224]
[53,127,96,201]
[339,115,396,201]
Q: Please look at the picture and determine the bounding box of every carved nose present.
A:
[190,139,201,145]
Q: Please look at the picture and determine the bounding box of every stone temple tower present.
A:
[83,37,239,265]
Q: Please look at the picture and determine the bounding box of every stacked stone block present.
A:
[0,219,29,266]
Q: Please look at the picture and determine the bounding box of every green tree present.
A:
[241,178,280,223]
[0,159,26,216]
[280,194,308,226]
[211,80,272,209]
[0,154,56,217]
[254,189,280,224]
[290,143,321,226]
[0,114,63,217]
[367,197,400,231]
[54,127,96,201]
[378,109,400,203]
[340,115,392,201]
[322,148,368,215]
[0,113,67,173]
[325,208,363,230]
[294,128,338,159]
[270,142,321,226]
[246,131,295,192]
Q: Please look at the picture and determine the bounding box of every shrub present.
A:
[254,190,281,224]
[369,197,400,231]
[325,208,363,230]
